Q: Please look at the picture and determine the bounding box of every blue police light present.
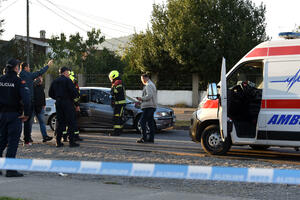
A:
[279,32,300,39]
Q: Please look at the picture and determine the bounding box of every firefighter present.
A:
[62,71,82,142]
[108,70,126,136]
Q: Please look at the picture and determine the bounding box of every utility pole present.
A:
[26,0,30,64]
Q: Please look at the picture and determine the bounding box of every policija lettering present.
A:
[0,82,15,87]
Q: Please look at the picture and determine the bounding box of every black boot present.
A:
[6,170,24,177]
[43,136,53,142]
[74,135,83,141]
[69,137,80,147]
[63,135,68,142]
[56,141,64,148]
[69,141,80,147]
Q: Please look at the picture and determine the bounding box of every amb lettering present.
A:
[0,82,14,87]
[268,114,300,125]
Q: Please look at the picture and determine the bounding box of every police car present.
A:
[190,32,300,155]
[45,87,175,132]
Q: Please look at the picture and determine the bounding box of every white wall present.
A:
[126,90,207,107]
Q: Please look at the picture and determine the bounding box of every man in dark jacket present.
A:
[49,67,80,147]
[0,58,30,177]
[20,60,53,145]
[33,76,53,142]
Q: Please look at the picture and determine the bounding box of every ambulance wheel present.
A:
[249,145,270,150]
[201,124,231,155]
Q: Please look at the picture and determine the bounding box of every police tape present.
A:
[1,158,300,184]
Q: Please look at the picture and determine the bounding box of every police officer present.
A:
[49,67,80,147]
[108,70,126,136]
[0,58,30,177]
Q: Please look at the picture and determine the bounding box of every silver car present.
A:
[45,87,176,132]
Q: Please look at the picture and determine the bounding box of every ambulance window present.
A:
[227,61,263,89]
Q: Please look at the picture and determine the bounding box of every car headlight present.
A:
[154,112,170,117]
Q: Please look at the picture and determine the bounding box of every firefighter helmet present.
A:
[108,70,119,80]
[69,71,75,81]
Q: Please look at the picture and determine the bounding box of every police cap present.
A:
[6,58,20,69]
[59,67,70,74]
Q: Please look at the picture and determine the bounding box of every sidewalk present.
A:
[0,174,249,200]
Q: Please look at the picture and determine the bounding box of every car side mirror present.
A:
[207,83,218,100]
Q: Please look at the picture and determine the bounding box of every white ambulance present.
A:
[190,32,300,155]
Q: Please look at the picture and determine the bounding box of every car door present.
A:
[90,89,114,128]
[219,58,227,141]
[77,89,93,128]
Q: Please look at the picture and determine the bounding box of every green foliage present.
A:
[48,28,125,75]
[124,0,269,86]
[0,39,47,72]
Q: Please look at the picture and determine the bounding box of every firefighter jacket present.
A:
[110,78,126,106]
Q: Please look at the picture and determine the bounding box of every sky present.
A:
[0,0,300,41]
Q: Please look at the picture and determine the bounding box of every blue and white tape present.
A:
[1,158,300,184]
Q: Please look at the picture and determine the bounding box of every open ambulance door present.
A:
[218,57,227,141]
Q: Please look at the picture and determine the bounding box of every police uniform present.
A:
[48,67,80,147]
[109,71,126,136]
[0,58,30,177]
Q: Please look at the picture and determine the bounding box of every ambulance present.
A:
[189,32,300,155]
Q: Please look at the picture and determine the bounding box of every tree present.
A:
[0,39,47,72]
[124,0,269,88]
[48,28,125,76]
[163,0,268,83]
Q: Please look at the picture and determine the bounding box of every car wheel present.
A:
[49,114,57,131]
[201,124,231,155]
[249,145,270,150]
[134,115,153,134]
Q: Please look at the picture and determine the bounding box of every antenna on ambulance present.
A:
[279,32,300,39]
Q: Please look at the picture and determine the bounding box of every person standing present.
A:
[33,76,53,142]
[108,70,126,136]
[20,60,53,145]
[48,67,80,147]
[62,71,82,142]
[0,58,30,177]
[136,73,157,143]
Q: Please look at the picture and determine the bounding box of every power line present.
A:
[35,0,87,32]
[0,0,20,13]
[53,2,136,31]
[32,0,124,47]
[43,0,132,41]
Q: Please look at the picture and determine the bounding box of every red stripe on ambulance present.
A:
[246,46,300,58]
[261,99,300,109]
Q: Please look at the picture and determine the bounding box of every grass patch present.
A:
[0,197,25,200]
[175,120,190,127]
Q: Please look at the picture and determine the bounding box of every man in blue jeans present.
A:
[33,76,53,142]
[136,73,157,143]
[20,60,53,145]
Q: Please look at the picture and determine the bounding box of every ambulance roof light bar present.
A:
[279,32,300,39]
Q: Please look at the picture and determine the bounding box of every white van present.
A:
[190,32,300,155]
